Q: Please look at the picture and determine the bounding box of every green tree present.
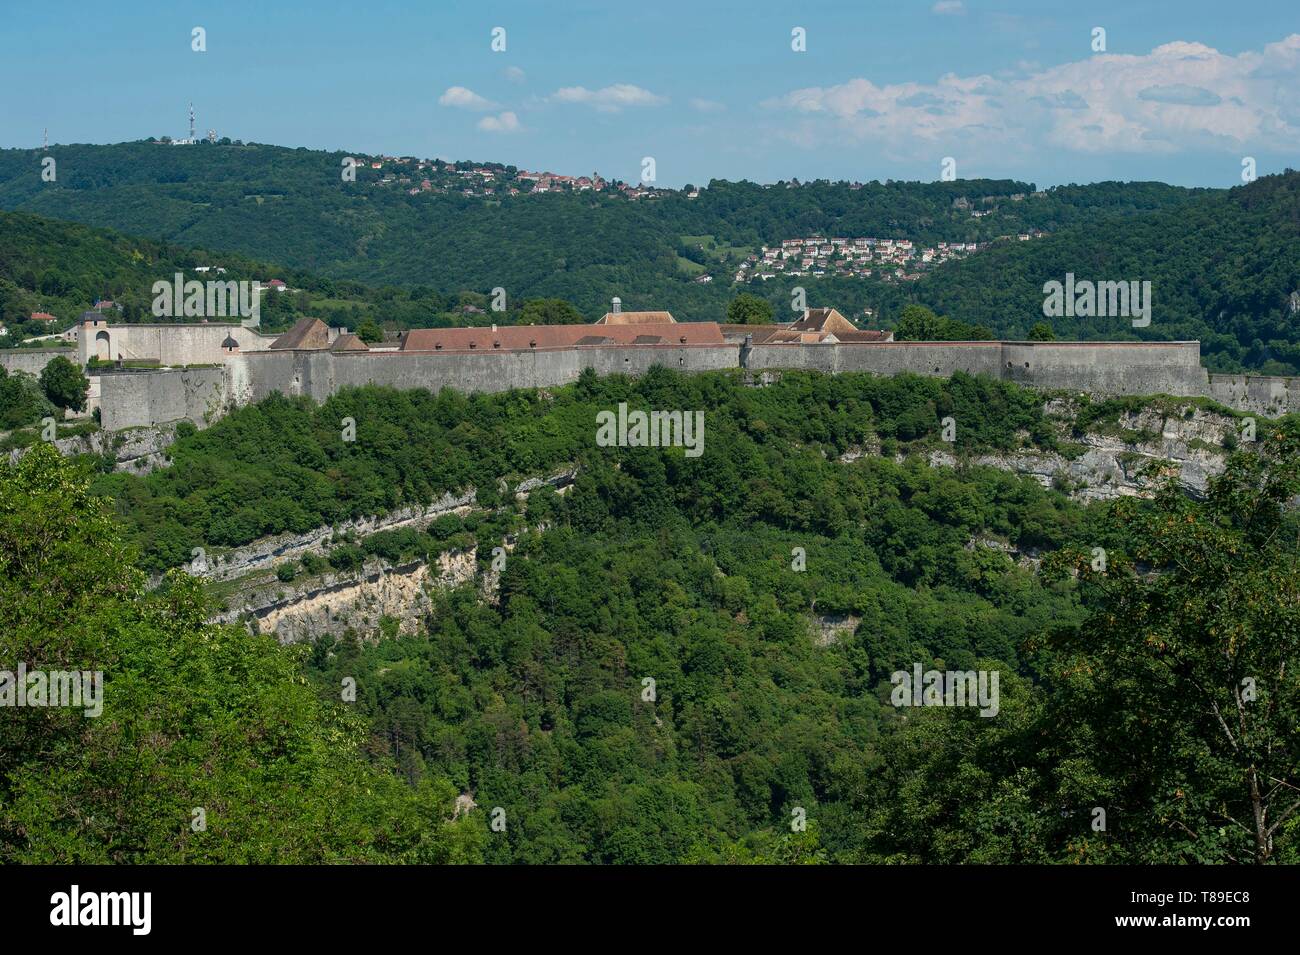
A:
[0,444,482,863]
[38,356,88,413]
[356,320,384,343]
[1045,433,1300,863]
[726,293,775,325]
[0,367,56,429]
[894,304,945,340]
[520,298,586,325]
[1028,321,1056,341]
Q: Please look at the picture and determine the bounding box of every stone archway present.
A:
[95,330,111,361]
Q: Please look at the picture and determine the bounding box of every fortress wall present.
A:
[233,327,278,352]
[98,367,227,432]
[1002,341,1209,396]
[233,345,742,407]
[0,349,68,376]
[581,344,740,378]
[1207,374,1300,417]
[93,336,1300,434]
[749,341,1002,378]
[308,348,582,399]
[79,323,258,365]
[748,341,988,376]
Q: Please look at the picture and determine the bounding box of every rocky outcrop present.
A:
[196,467,576,585]
[918,402,1236,502]
[808,613,860,647]
[6,422,179,474]
[213,549,478,643]
[199,489,477,584]
[198,467,578,637]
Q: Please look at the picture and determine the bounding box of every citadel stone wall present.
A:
[92,338,1299,433]
[747,340,1209,397]
[98,367,227,432]
[77,321,276,365]
[228,344,740,405]
[1206,373,1300,418]
[0,348,70,375]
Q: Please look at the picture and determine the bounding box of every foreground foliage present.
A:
[4,368,1296,863]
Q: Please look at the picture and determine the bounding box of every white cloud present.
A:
[477,111,521,133]
[550,83,667,112]
[932,1,965,14]
[439,86,496,111]
[759,34,1300,158]
[504,66,526,84]
[690,98,726,113]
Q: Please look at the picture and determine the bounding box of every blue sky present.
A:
[3,0,1298,188]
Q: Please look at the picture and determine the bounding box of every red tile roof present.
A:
[400,322,723,352]
[271,317,331,349]
[834,330,894,343]
[594,310,676,325]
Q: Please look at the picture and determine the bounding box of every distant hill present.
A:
[867,171,1300,374]
[0,210,324,338]
[0,209,600,343]
[3,142,1298,373]
[0,141,1196,318]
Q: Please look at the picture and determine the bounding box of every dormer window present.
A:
[435,343,442,350]
[530,340,537,348]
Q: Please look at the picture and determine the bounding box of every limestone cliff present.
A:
[6,422,179,474]
[917,399,1238,502]
[213,549,478,644]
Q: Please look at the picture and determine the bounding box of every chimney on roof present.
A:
[492,323,497,333]
[611,297,622,314]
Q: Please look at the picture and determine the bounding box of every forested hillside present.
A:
[0,209,585,341]
[0,141,1197,321]
[7,368,1298,863]
[88,368,1063,573]
[3,143,1299,371]
[869,171,1300,374]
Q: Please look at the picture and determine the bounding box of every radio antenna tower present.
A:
[189,103,196,142]
[43,128,48,151]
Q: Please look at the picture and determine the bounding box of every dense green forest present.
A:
[1,443,481,863]
[0,142,1198,320]
[4,142,1300,373]
[867,171,1300,374]
[88,368,1064,574]
[0,209,589,341]
[3,367,1282,862]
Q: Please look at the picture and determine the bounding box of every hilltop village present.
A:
[734,232,1045,285]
